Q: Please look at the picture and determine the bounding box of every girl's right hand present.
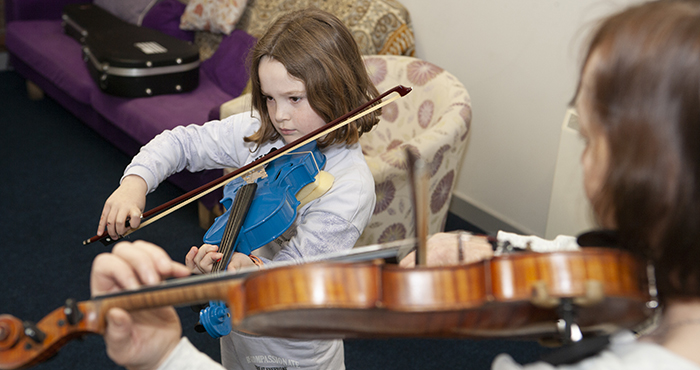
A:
[98,175,148,241]
[185,244,223,274]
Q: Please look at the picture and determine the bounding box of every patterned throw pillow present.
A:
[180,0,248,35]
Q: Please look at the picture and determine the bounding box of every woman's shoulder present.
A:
[492,332,700,370]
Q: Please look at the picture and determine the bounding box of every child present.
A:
[404,1,700,368]
[95,8,381,369]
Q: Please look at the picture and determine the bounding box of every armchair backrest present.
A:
[235,0,415,56]
[356,55,472,246]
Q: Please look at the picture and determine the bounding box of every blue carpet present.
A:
[0,70,548,369]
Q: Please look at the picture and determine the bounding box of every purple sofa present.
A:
[4,0,256,211]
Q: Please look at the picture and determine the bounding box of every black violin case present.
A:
[62,3,200,97]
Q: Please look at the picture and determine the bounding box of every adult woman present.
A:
[406,1,700,368]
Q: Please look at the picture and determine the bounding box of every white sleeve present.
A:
[496,231,580,253]
[273,212,361,262]
[122,113,263,193]
[155,337,224,370]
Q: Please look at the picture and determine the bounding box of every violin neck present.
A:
[95,273,244,315]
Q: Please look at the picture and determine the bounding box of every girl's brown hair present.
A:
[245,8,381,149]
[575,0,700,300]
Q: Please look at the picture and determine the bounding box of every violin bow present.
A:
[406,148,429,266]
[83,85,412,245]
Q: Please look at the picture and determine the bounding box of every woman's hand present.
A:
[400,232,494,268]
[97,175,148,240]
[90,241,191,370]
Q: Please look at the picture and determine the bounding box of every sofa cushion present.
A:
[142,0,195,43]
[200,29,256,98]
[6,20,95,104]
[89,69,233,144]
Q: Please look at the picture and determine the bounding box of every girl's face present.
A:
[258,57,327,143]
[576,52,611,220]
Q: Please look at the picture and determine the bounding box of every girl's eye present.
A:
[290,96,302,103]
[264,95,274,102]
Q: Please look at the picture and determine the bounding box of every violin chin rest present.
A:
[296,171,335,209]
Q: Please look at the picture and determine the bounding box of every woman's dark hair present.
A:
[245,8,381,149]
[574,0,700,300]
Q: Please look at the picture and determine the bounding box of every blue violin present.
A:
[196,141,334,338]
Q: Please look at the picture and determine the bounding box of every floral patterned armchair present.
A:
[355,55,471,246]
[219,55,472,246]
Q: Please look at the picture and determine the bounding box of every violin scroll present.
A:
[0,301,101,370]
[0,315,22,351]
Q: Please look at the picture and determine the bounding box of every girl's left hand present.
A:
[185,244,223,274]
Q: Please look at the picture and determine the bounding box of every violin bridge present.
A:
[242,167,267,184]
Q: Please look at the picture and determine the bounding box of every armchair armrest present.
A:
[6,0,92,23]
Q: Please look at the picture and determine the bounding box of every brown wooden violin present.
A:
[0,241,655,370]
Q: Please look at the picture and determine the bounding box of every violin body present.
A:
[230,247,653,340]
[203,141,328,255]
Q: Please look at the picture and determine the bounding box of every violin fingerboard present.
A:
[214,183,258,272]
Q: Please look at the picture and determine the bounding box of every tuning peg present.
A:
[64,298,83,326]
[22,321,46,344]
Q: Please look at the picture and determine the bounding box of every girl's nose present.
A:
[275,103,291,123]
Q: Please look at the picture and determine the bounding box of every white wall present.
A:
[400,0,643,236]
